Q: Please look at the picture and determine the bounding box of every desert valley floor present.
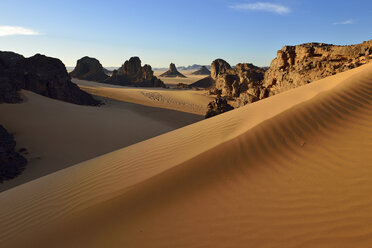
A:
[1,63,372,247]
[0,74,212,191]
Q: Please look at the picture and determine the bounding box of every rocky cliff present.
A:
[104,57,165,87]
[160,63,186,78]
[0,51,100,106]
[0,125,27,183]
[264,40,372,95]
[70,56,109,82]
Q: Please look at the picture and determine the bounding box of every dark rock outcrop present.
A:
[205,96,234,119]
[0,125,27,183]
[263,40,372,95]
[160,63,186,78]
[0,51,100,106]
[189,76,214,88]
[191,66,211,75]
[104,57,165,87]
[0,52,25,103]
[70,56,109,82]
[17,54,100,105]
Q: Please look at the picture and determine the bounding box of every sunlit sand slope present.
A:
[1,64,372,247]
[0,91,201,192]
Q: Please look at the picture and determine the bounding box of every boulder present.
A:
[205,96,234,119]
[160,63,186,78]
[0,125,27,183]
[70,56,109,82]
[104,57,165,87]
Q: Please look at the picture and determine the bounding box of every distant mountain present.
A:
[177,64,211,70]
[191,66,211,75]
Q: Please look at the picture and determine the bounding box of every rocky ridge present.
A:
[264,40,372,95]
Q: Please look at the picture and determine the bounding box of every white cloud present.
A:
[333,19,356,25]
[230,2,291,15]
[0,26,41,37]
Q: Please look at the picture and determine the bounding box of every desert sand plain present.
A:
[1,63,372,247]
[0,78,208,191]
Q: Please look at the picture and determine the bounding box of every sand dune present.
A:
[1,63,372,247]
[0,91,202,192]
[74,78,213,115]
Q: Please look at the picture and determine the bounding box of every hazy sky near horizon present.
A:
[0,0,371,68]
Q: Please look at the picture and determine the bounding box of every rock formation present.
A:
[204,40,372,117]
[0,125,27,183]
[160,63,186,78]
[211,59,266,98]
[70,56,109,82]
[211,59,231,80]
[264,40,372,95]
[191,66,211,75]
[0,51,100,106]
[0,52,25,103]
[104,57,165,87]
[205,96,234,119]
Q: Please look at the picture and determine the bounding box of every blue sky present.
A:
[0,0,371,67]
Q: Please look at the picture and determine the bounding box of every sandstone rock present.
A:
[205,96,234,119]
[264,40,372,95]
[235,92,258,108]
[0,125,27,183]
[211,59,231,80]
[70,56,109,82]
[0,52,100,106]
[191,66,211,75]
[16,54,100,105]
[212,61,265,97]
[104,57,165,87]
[160,63,186,78]
[0,52,25,103]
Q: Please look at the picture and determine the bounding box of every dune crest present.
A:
[1,63,372,247]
